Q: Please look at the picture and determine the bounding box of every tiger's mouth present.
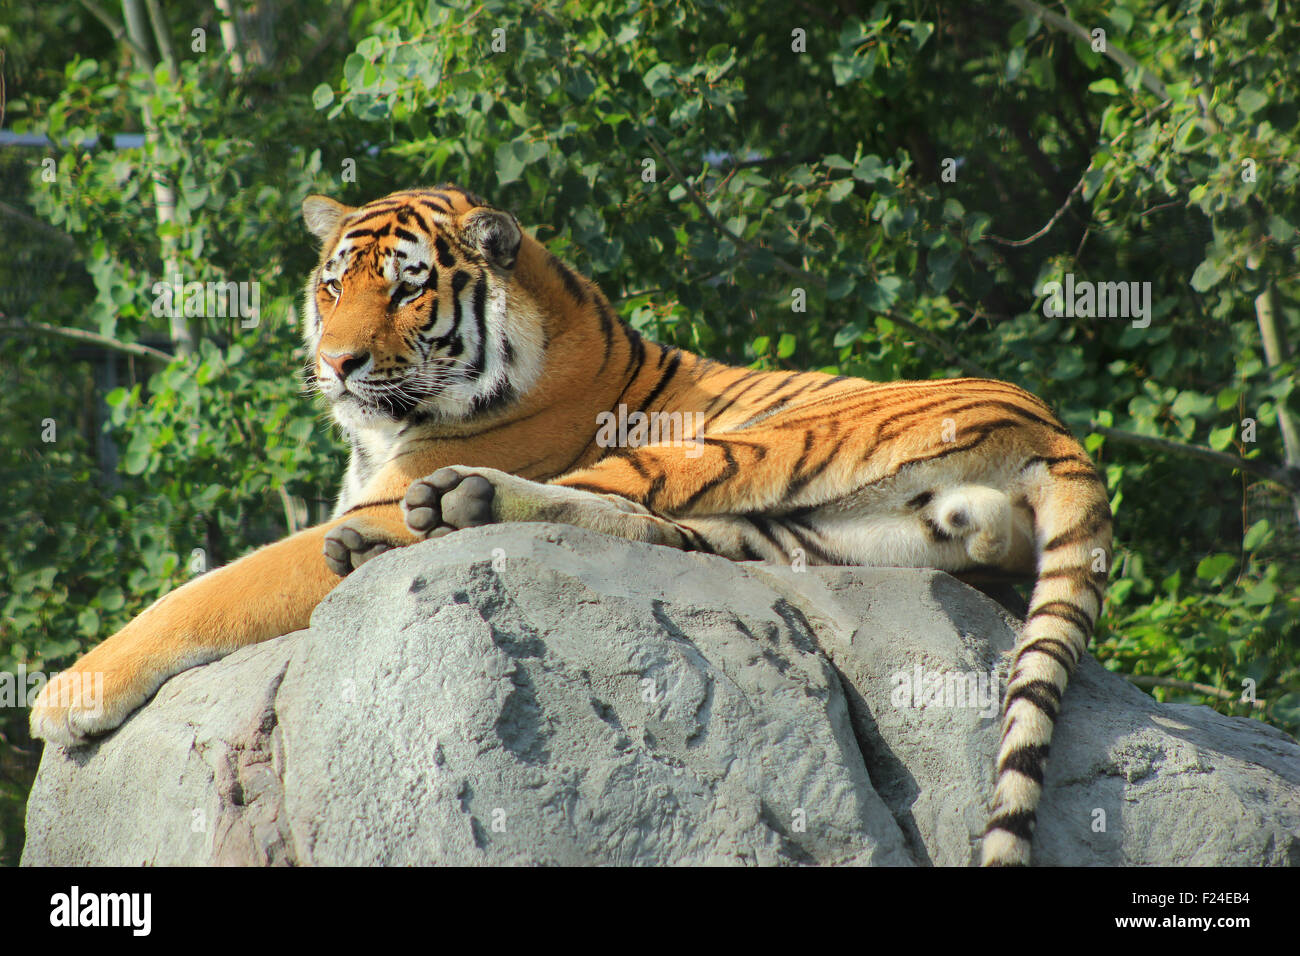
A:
[324,371,445,422]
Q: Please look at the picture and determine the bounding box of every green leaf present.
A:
[495,140,527,185]
[1088,79,1121,96]
[834,323,863,348]
[1005,47,1025,81]
[97,586,126,612]
[121,431,152,476]
[311,84,334,110]
[905,20,934,49]
[70,59,98,82]
[1236,87,1268,116]
[1207,424,1235,451]
[1190,259,1225,292]
[826,274,855,300]
[1242,580,1277,606]
[1267,215,1295,243]
[1242,519,1271,552]
[777,333,796,358]
[566,68,596,102]
[77,607,100,635]
[827,180,855,202]
[1196,553,1235,581]
[863,275,903,309]
[643,63,675,97]
[343,53,366,90]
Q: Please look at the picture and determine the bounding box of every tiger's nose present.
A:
[321,351,369,379]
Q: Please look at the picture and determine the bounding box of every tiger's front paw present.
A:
[29,657,141,749]
[403,467,498,540]
[324,515,400,576]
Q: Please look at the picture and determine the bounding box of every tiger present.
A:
[31,184,1112,867]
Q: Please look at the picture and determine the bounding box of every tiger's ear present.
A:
[302,195,353,243]
[459,207,523,271]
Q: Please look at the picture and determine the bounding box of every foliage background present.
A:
[1,0,1297,864]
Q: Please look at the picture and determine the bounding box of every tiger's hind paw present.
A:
[933,486,1014,565]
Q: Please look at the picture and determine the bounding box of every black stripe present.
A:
[1052,470,1106,484]
[744,514,786,554]
[1028,600,1094,634]
[786,427,841,499]
[394,226,420,243]
[1037,566,1107,605]
[1021,454,1087,471]
[643,472,667,510]
[780,519,838,563]
[549,253,588,303]
[1005,680,1061,722]
[595,299,616,373]
[637,350,682,413]
[468,277,488,376]
[680,442,738,511]
[1013,637,1077,671]
[1044,501,1113,551]
[907,491,934,509]
[998,743,1050,784]
[679,525,711,553]
[984,809,1036,841]
[469,379,515,415]
[701,373,769,425]
[614,325,647,406]
[812,375,849,391]
[434,237,456,268]
[924,518,954,543]
[885,419,1025,467]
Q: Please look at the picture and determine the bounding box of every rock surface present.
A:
[23,524,1300,866]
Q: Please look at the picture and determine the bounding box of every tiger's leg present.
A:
[326,465,1025,573]
[29,500,415,748]
[319,466,705,560]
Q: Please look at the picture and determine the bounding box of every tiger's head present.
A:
[300,185,548,433]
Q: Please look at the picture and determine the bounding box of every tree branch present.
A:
[144,0,179,82]
[0,318,174,363]
[1126,673,1266,710]
[1006,0,1169,101]
[0,200,78,248]
[986,172,1087,247]
[1090,422,1300,493]
[1253,280,1300,527]
[76,0,155,67]
[883,310,1000,379]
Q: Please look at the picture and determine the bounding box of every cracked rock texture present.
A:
[23,524,1300,866]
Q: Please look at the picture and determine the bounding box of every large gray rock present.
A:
[22,524,1300,866]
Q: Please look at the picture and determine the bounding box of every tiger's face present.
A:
[301,186,543,433]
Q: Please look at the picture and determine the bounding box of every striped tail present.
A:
[981,470,1112,866]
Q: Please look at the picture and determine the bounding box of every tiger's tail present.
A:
[981,460,1112,866]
